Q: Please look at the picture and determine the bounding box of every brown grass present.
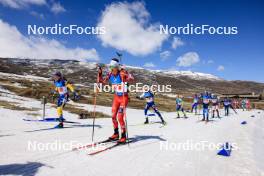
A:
[252,101,264,109]
[0,77,184,113]
[26,112,40,117]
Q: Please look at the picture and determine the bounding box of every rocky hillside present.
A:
[0,57,264,95]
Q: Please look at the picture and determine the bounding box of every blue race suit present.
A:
[140,91,164,122]
[176,98,187,118]
[202,96,210,121]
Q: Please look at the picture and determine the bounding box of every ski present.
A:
[24,126,72,132]
[130,121,163,126]
[87,143,121,156]
[23,118,80,124]
[159,122,167,128]
[87,139,133,156]
[72,139,116,151]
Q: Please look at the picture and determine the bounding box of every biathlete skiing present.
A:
[201,92,210,121]
[223,97,238,116]
[176,95,187,118]
[137,88,166,125]
[211,94,220,118]
[98,58,134,144]
[191,94,199,115]
[246,99,251,111]
[241,99,247,111]
[51,72,79,128]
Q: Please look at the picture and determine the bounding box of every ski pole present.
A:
[91,71,99,142]
[122,76,129,146]
[118,52,129,146]
[42,96,47,120]
[231,105,238,114]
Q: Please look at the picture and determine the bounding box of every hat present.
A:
[109,58,120,69]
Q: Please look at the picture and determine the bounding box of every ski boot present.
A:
[55,122,64,128]
[118,131,127,144]
[58,116,65,122]
[217,112,220,118]
[161,120,167,125]
[144,118,149,124]
[109,128,119,141]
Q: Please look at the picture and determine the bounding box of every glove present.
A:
[73,92,80,101]
[96,63,105,73]
[120,70,127,80]
[97,66,103,79]
[136,96,142,100]
[50,90,57,102]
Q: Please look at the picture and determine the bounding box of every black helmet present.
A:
[54,71,62,78]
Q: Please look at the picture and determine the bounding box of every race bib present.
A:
[58,87,67,94]
[203,99,209,104]
[112,83,128,93]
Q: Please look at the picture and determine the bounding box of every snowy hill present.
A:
[0,57,264,95]
[126,65,222,80]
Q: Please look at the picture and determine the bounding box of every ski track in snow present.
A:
[0,91,263,176]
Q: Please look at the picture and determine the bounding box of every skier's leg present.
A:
[56,96,65,128]
[109,96,120,140]
[57,97,63,118]
[57,106,63,119]
[191,103,194,113]
[182,108,187,118]
[117,95,128,143]
[152,104,165,123]
[194,104,198,115]
[144,103,150,124]
[206,109,209,121]
[117,95,128,134]
[202,109,205,121]
[176,105,181,118]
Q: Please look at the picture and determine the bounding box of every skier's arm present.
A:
[139,92,145,99]
[120,69,134,83]
[51,86,58,102]
[54,87,59,93]
[98,67,109,84]
[66,82,75,92]
[66,82,80,100]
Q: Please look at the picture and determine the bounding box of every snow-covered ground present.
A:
[0,90,263,176]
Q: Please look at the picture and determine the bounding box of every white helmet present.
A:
[109,58,120,69]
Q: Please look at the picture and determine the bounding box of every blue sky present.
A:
[0,0,263,82]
